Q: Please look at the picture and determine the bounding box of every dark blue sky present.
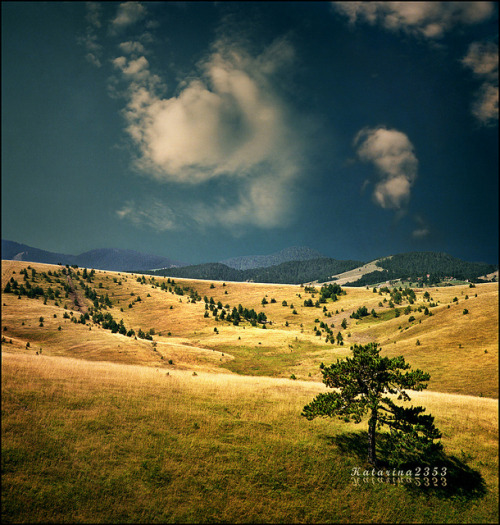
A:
[2,2,498,264]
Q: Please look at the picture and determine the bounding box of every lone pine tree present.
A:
[302,342,442,466]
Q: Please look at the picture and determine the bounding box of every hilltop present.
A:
[220,246,325,270]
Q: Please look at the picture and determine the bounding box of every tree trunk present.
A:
[368,408,377,466]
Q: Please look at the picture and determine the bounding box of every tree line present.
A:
[345,252,497,286]
[145,258,363,285]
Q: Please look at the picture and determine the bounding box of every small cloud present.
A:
[331,2,495,39]
[111,54,165,95]
[354,126,418,210]
[461,41,499,126]
[85,2,102,29]
[412,215,431,239]
[119,40,147,56]
[78,2,104,67]
[116,199,179,231]
[461,41,499,79]
[471,83,499,125]
[111,1,147,31]
[412,227,430,239]
[115,55,149,78]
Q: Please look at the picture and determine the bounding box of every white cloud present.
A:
[111,2,146,31]
[462,41,499,78]
[354,126,418,210]
[462,42,499,126]
[112,54,166,97]
[471,83,499,125]
[113,37,302,231]
[332,2,494,39]
[115,55,149,78]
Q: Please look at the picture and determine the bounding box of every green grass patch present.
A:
[216,344,305,377]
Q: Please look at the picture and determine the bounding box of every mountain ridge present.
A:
[2,240,497,284]
[220,246,324,270]
[1,240,184,272]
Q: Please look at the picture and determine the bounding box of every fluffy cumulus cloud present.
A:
[461,41,499,125]
[332,1,494,39]
[113,35,302,230]
[354,126,418,210]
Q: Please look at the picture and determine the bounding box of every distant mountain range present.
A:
[1,240,183,272]
[1,240,326,273]
[2,240,497,285]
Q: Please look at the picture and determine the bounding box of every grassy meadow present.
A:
[1,260,498,523]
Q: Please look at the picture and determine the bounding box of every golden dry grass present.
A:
[1,256,498,522]
[2,351,498,523]
[1,260,498,397]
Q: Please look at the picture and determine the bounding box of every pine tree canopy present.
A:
[302,342,442,465]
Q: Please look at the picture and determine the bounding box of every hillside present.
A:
[1,240,74,266]
[2,352,497,523]
[1,259,498,523]
[150,252,497,286]
[313,260,386,286]
[2,260,497,397]
[342,252,498,286]
[150,258,364,284]
[221,246,324,270]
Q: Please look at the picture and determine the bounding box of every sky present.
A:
[2,1,498,265]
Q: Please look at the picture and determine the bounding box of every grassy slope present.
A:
[1,260,499,523]
[2,260,497,396]
[2,353,498,524]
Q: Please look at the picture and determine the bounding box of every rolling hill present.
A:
[149,257,364,284]
[342,252,498,286]
[1,259,498,523]
[2,259,497,395]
